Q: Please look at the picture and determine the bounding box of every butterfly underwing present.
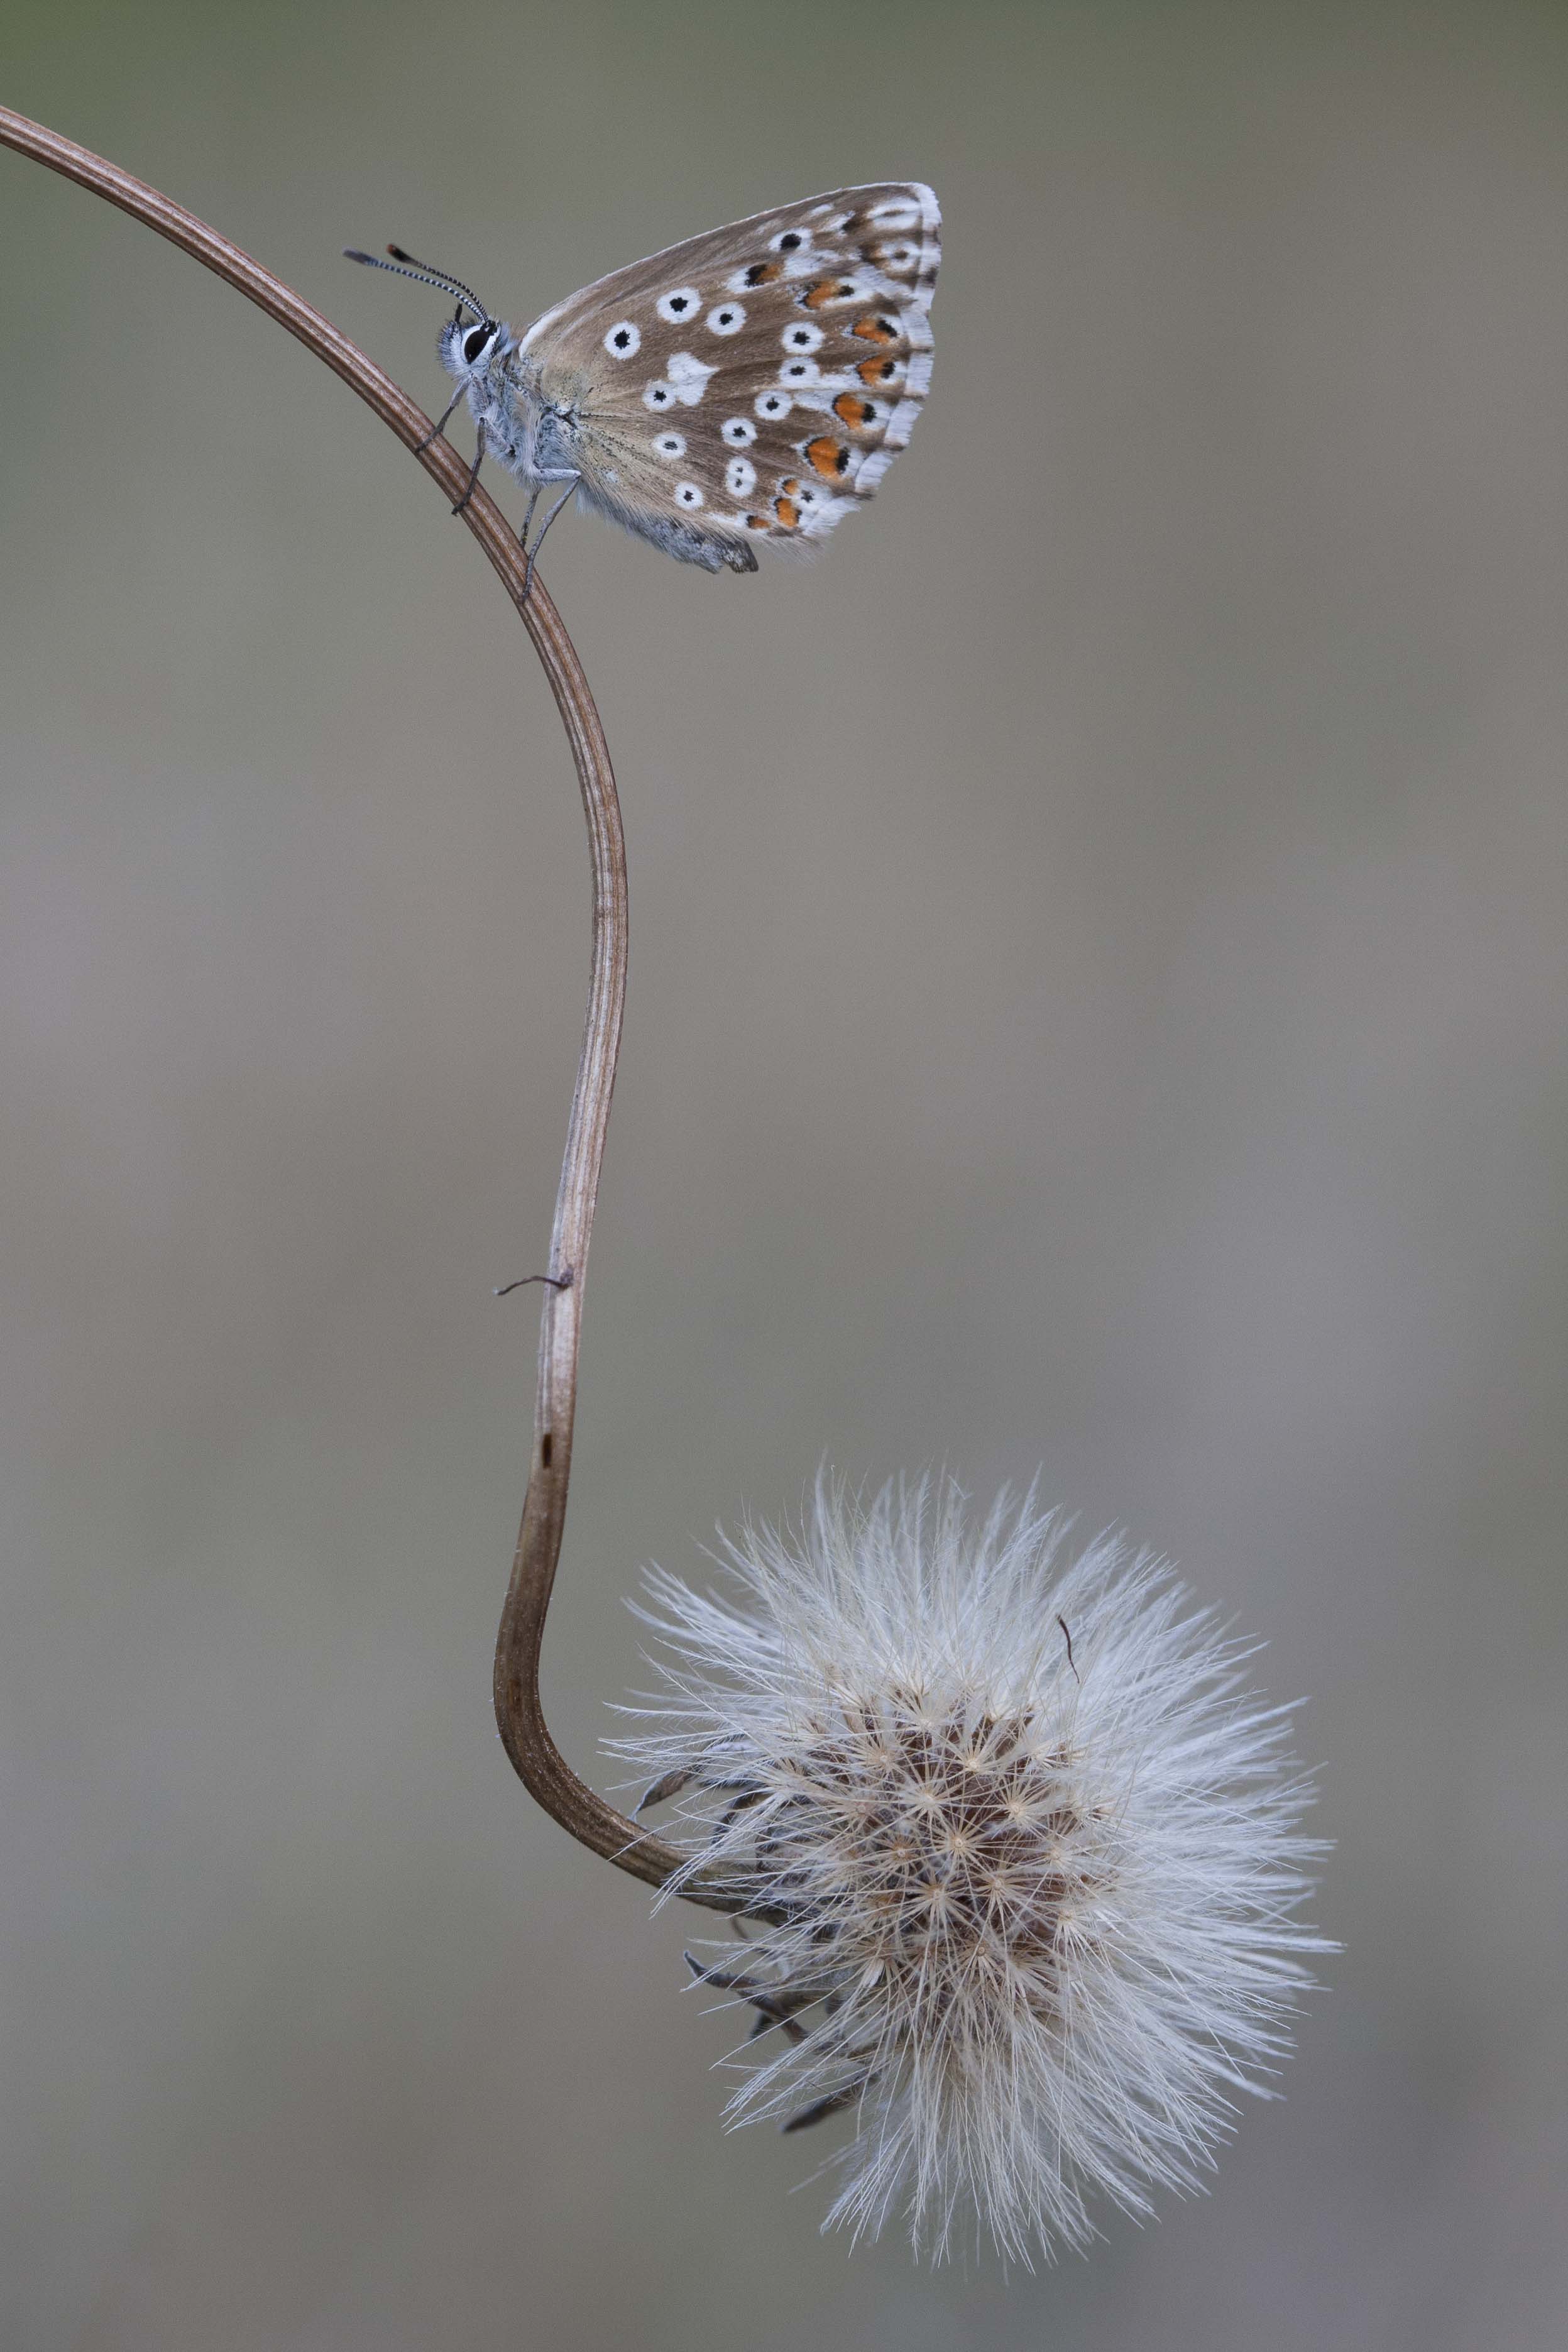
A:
[353,184,940,574]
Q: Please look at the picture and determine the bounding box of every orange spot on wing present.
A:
[852,314,901,344]
[805,437,850,478]
[774,497,801,529]
[857,356,899,385]
[803,278,858,311]
[745,512,772,530]
[833,392,876,428]
[742,261,783,287]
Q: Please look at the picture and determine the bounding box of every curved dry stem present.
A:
[1,105,739,1911]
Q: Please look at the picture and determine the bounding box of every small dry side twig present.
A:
[0,104,739,1911]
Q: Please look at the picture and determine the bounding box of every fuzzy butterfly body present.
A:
[407,184,940,574]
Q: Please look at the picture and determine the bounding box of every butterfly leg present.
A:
[415,385,466,456]
[450,422,487,517]
[520,475,580,600]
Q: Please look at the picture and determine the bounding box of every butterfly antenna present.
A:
[343,245,493,325]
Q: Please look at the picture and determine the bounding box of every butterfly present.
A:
[347,184,940,576]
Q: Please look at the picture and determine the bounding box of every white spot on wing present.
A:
[777,387,836,416]
[652,432,686,459]
[721,416,757,446]
[603,321,640,358]
[642,380,676,410]
[781,322,824,354]
[674,481,705,508]
[656,287,702,323]
[754,390,791,420]
[725,456,757,497]
[666,351,716,405]
[706,302,745,336]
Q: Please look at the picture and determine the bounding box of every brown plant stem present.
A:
[0,104,737,1910]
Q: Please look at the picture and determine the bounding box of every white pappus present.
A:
[613,1476,1330,2262]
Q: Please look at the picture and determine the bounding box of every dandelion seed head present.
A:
[613,1476,1329,2262]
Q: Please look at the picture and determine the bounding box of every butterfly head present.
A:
[437,308,517,386]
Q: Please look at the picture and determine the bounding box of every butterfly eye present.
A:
[603,321,641,358]
[462,326,493,365]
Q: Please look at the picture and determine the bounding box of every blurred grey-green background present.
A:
[3,3,1564,2345]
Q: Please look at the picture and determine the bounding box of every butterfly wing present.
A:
[514,184,939,572]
